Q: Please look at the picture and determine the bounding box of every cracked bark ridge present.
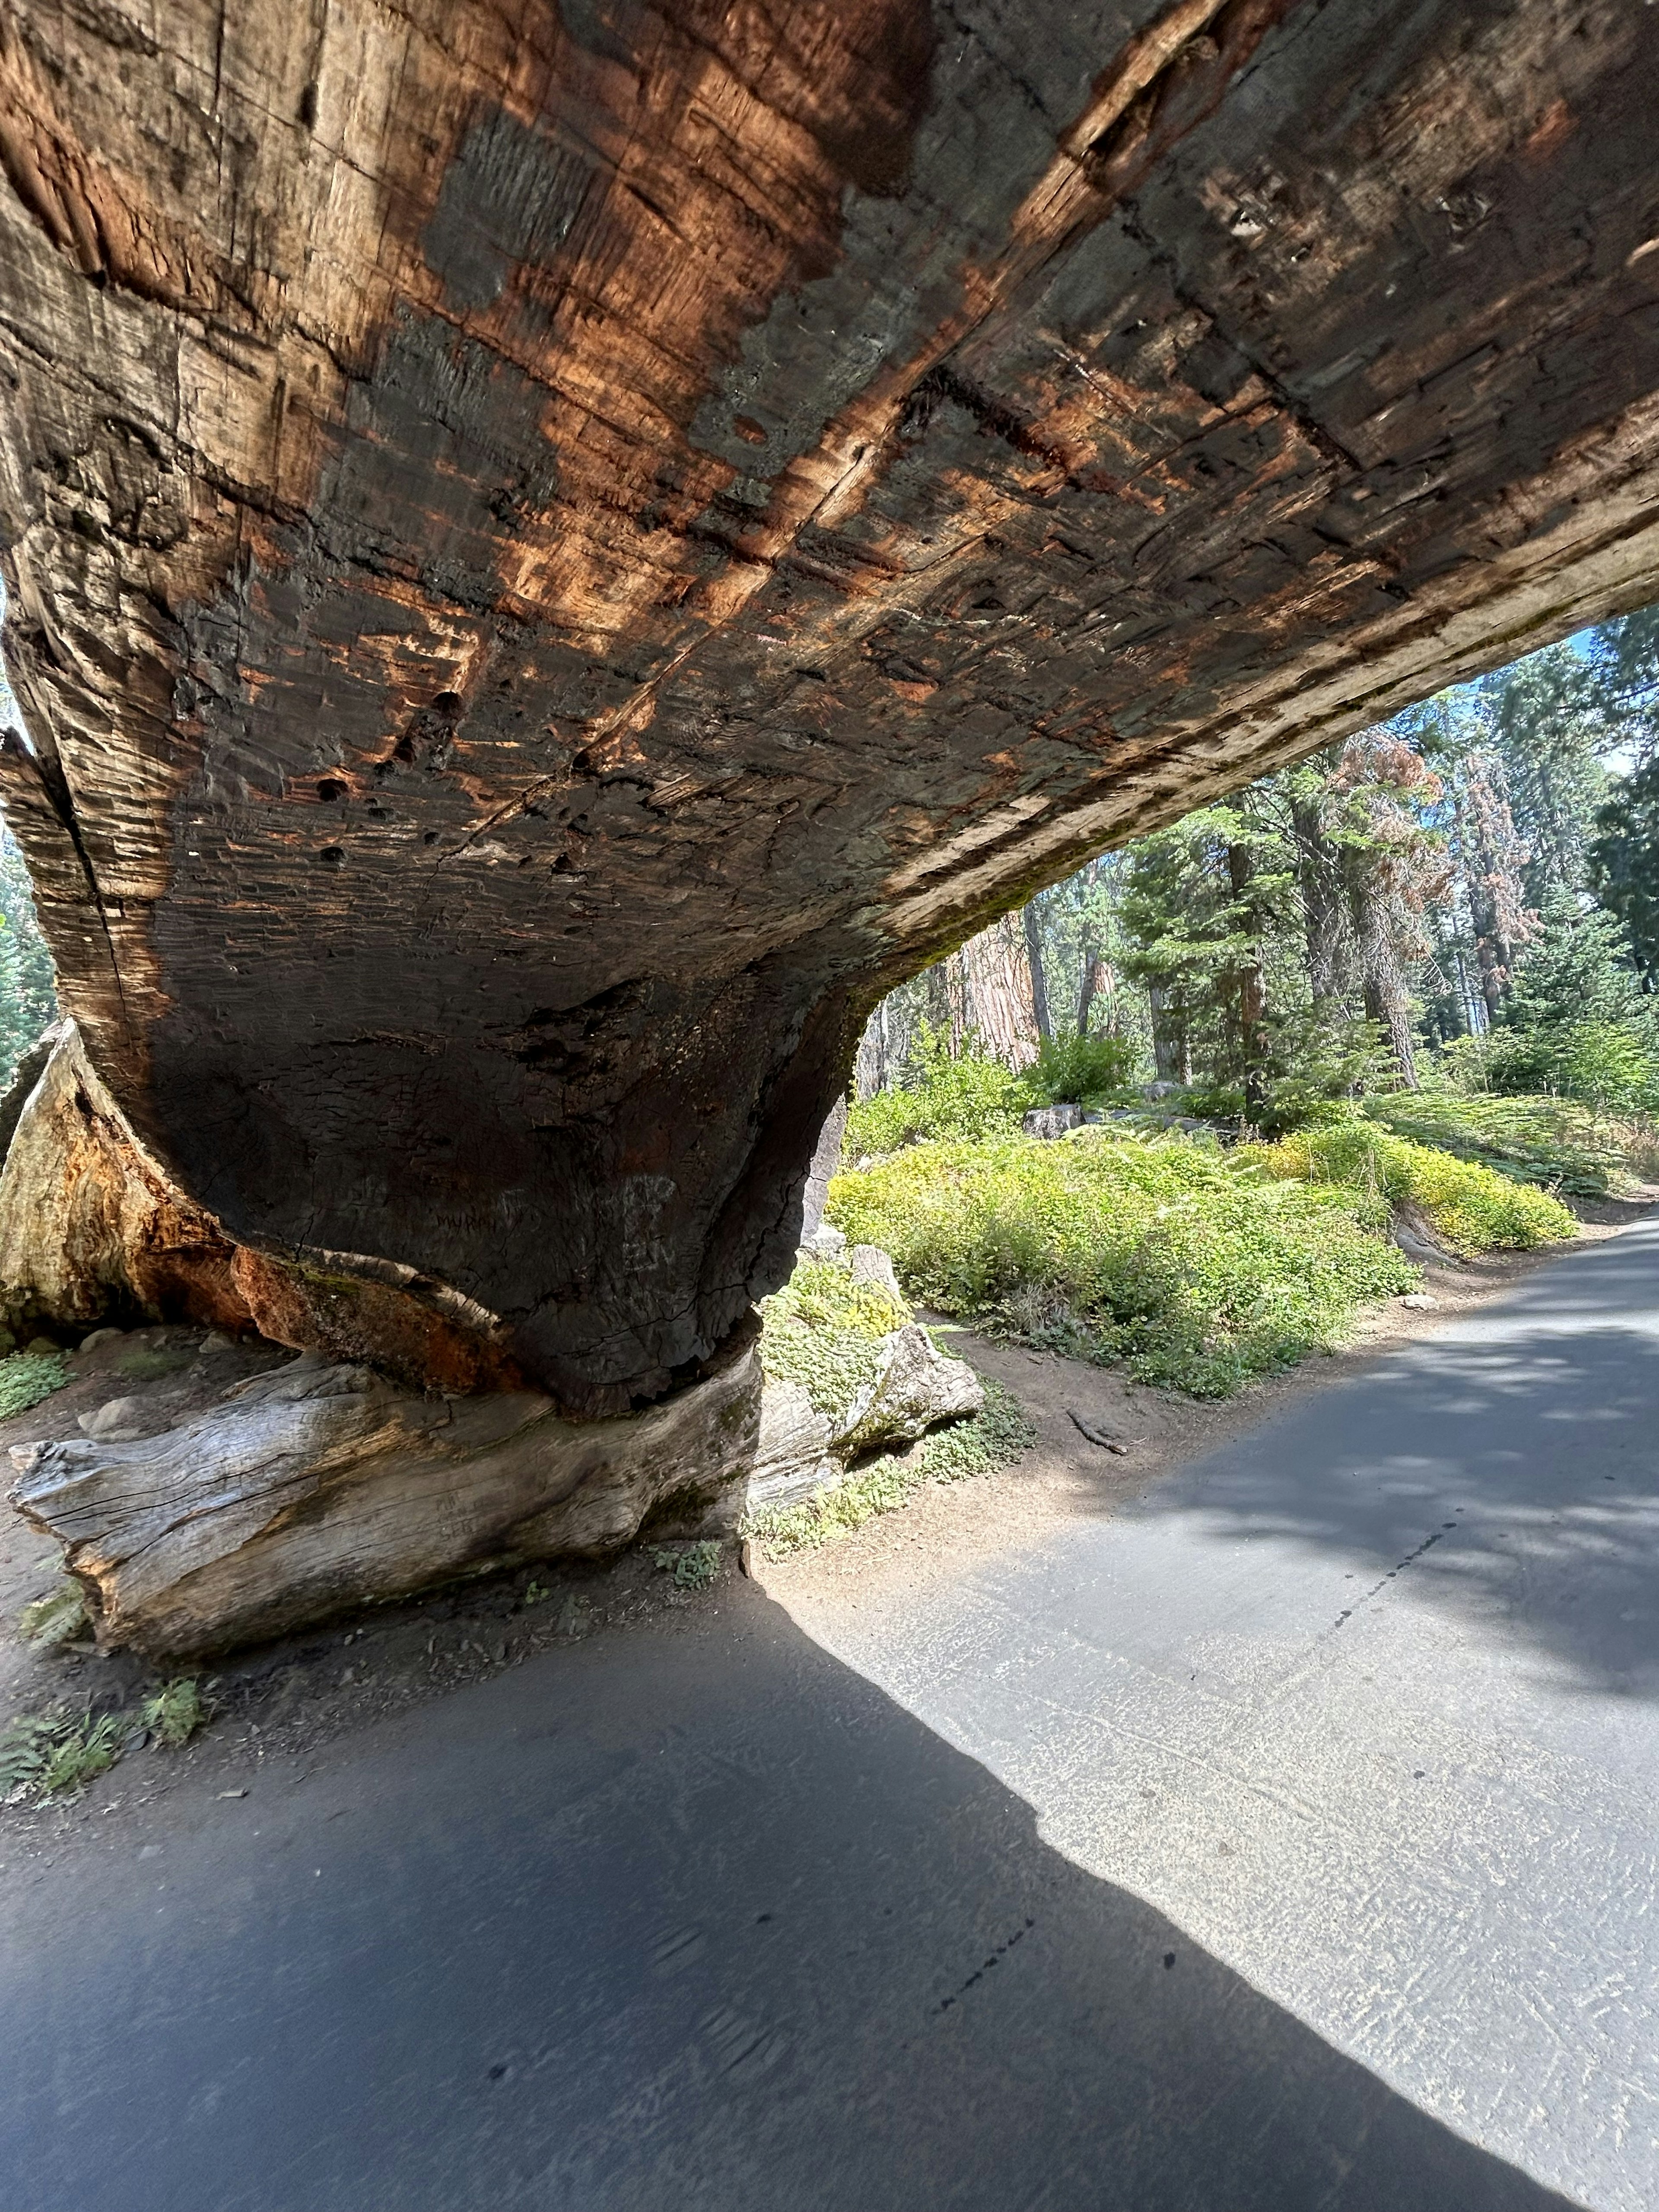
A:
[0,0,1658,1412]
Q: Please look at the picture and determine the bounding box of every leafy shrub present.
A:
[744,1376,1033,1557]
[1440,1020,1659,1112]
[0,1351,68,1421]
[844,1027,1026,1156]
[1022,1029,1139,1108]
[650,1541,721,1589]
[1247,1119,1576,1254]
[1364,1088,1659,1197]
[828,1132,1417,1397]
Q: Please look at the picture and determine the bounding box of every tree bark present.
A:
[1022,903,1052,1041]
[1148,986,1190,1085]
[0,1021,523,1389]
[958,917,1041,1068]
[1227,841,1267,1118]
[1290,793,1346,1007]
[1343,855,1420,1090]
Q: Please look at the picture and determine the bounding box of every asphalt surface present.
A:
[3,1222,1656,2210]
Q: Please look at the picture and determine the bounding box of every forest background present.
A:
[852,605,1659,1137]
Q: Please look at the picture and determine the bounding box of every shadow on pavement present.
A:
[1126,1227,1659,1700]
[0,1585,1582,2212]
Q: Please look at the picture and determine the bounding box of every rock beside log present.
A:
[11,1344,761,1656]
[745,1246,983,1514]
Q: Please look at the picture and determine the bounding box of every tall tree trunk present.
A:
[1077,951,1108,1036]
[1021,903,1052,1041]
[958,916,1040,1068]
[1289,794,1345,1006]
[1344,852,1419,1089]
[1075,857,1107,1034]
[1147,985,1189,1084]
[1227,842,1267,1119]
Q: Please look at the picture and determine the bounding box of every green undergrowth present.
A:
[829,1132,1417,1398]
[0,1675,210,1808]
[1247,1120,1577,1254]
[0,1351,69,1422]
[1361,1090,1659,1199]
[756,1260,910,1421]
[743,1375,1035,1558]
[843,1029,1139,1158]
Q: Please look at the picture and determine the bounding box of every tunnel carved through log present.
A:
[2,0,1659,1413]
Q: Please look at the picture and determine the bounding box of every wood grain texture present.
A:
[2,0,1659,1411]
[9,1341,762,1653]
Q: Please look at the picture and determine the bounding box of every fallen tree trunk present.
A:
[7,1218,984,1653]
[10,1344,761,1656]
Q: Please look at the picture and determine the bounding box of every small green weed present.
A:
[0,1351,69,1422]
[140,1678,210,1748]
[0,1708,123,1804]
[115,1347,195,1381]
[650,1540,721,1589]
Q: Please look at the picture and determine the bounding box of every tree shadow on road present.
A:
[1123,1287,1659,1700]
[0,1586,1583,2212]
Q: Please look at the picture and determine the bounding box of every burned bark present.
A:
[0,0,1658,1411]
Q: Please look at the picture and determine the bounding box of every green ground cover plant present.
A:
[0,1675,211,1808]
[843,1029,1141,1159]
[828,1130,1420,1397]
[757,1260,912,1420]
[0,1709,122,1804]
[743,1375,1035,1558]
[1362,1089,1659,1198]
[0,1351,68,1421]
[1248,1119,1576,1254]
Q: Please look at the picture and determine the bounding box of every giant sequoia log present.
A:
[2,0,1659,1417]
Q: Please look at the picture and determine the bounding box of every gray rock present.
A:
[78,1328,125,1354]
[78,1396,149,1439]
[796,1222,847,1264]
[799,1096,848,1246]
[746,1376,839,1512]
[1023,1104,1086,1140]
[833,1324,983,1459]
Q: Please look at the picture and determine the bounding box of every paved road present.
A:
[3,1224,1656,2210]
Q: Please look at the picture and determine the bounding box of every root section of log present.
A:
[0,1021,524,1392]
[10,1343,761,1657]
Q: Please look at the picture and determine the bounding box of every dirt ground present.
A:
[1,1196,1652,1862]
